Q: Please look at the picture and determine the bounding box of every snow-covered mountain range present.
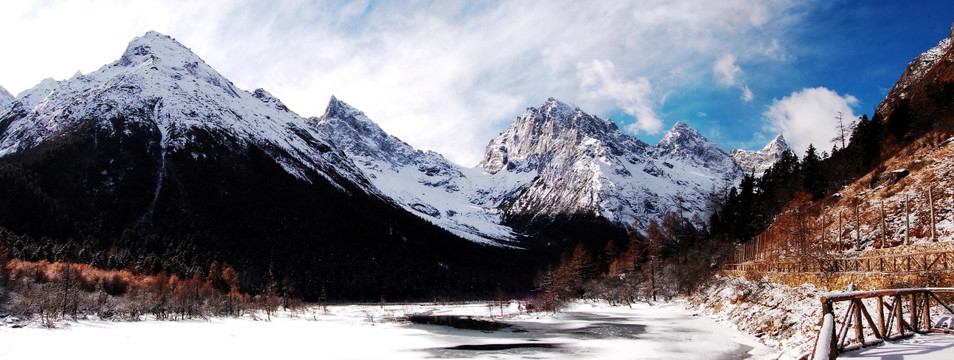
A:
[730,134,791,176]
[0,31,784,246]
[480,102,744,233]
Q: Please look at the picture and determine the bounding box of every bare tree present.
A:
[831,111,856,150]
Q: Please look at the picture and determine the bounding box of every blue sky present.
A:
[1,1,952,165]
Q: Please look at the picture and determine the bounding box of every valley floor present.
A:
[0,300,776,359]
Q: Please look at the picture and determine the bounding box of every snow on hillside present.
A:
[0,31,369,192]
[313,97,526,244]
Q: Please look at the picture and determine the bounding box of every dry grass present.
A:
[765,133,954,257]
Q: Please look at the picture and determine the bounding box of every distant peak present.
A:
[660,121,703,141]
[656,121,716,155]
[540,97,576,117]
[671,121,691,131]
[763,133,789,152]
[118,31,202,67]
[322,95,363,120]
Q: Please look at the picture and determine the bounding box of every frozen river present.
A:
[0,301,778,359]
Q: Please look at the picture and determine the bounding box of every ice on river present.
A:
[0,300,778,359]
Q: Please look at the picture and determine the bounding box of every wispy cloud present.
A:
[714,54,742,87]
[578,60,661,135]
[764,87,858,154]
[0,0,808,166]
[714,53,755,103]
[741,85,754,102]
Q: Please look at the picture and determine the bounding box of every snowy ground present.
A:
[840,333,954,359]
[0,300,778,359]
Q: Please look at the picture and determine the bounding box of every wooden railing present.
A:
[724,249,954,274]
[812,288,954,359]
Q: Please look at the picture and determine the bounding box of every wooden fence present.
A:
[812,288,954,359]
[724,249,954,274]
[729,186,950,267]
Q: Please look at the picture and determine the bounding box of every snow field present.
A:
[0,300,777,359]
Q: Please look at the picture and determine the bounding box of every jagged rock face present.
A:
[730,134,790,176]
[481,99,643,174]
[480,99,740,231]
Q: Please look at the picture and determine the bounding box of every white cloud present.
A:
[714,54,741,86]
[0,0,807,166]
[714,53,755,102]
[764,87,858,154]
[578,60,662,135]
[741,85,754,102]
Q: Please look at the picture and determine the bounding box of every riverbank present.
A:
[688,275,828,359]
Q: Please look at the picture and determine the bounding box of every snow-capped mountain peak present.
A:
[480,97,632,175]
[655,121,741,177]
[476,99,739,232]
[730,133,790,176]
[320,95,378,133]
[762,134,789,154]
[114,31,241,99]
[656,121,707,155]
[118,31,201,67]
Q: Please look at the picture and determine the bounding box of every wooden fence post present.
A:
[855,205,862,250]
[905,195,910,246]
[880,200,887,248]
[836,211,844,251]
[929,187,937,242]
[877,296,885,336]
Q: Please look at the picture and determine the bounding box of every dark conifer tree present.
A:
[801,144,826,199]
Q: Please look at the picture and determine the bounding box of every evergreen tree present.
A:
[801,144,826,199]
[849,114,883,174]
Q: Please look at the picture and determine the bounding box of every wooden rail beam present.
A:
[814,288,954,359]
